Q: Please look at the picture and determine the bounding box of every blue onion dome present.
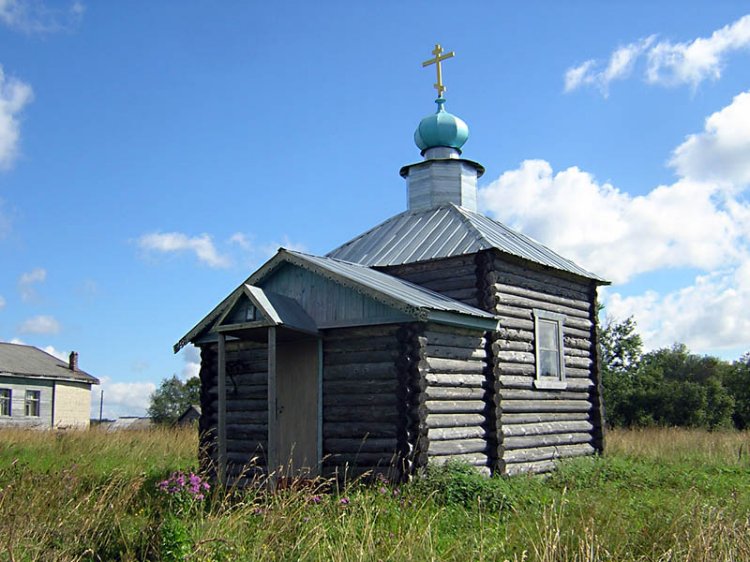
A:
[414,98,469,153]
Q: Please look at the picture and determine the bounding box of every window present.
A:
[0,389,10,416]
[25,390,40,417]
[533,309,566,389]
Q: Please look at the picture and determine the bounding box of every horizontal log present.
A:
[384,254,477,275]
[495,350,535,364]
[324,438,398,454]
[495,327,533,342]
[323,336,398,353]
[501,412,591,424]
[427,357,487,374]
[502,420,593,438]
[494,305,532,320]
[323,422,397,438]
[503,432,592,451]
[565,367,591,378]
[225,411,268,423]
[324,380,398,394]
[212,399,266,412]
[563,336,591,350]
[490,258,591,297]
[502,443,595,464]
[227,451,265,465]
[324,325,400,339]
[323,393,396,407]
[428,438,487,455]
[325,349,400,366]
[425,413,486,428]
[493,362,535,376]
[500,399,592,413]
[423,330,487,349]
[494,293,590,321]
[209,384,267,399]
[492,340,533,353]
[565,356,593,369]
[226,429,267,442]
[504,460,556,476]
[227,423,267,434]
[565,347,591,359]
[426,373,487,388]
[492,282,591,313]
[417,273,477,291]
[323,362,397,381]
[428,426,486,441]
[426,344,486,361]
[500,388,591,401]
[426,400,486,414]
[324,406,398,422]
[226,439,267,452]
[425,387,485,401]
[428,452,489,467]
[438,288,478,301]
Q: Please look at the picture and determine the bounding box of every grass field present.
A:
[0,427,748,561]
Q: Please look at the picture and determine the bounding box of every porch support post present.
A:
[267,326,278,480]
[217,333,227,485]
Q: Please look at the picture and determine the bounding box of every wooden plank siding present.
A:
[321,325,401,478]
[477,250,602,475]
[198,341,268,480]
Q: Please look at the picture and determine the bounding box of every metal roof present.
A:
[260,249,497,321]
[0,343,99,384]
[327,203,607,283]
[176,249,498,351]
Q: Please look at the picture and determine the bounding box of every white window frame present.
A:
[0,388,10,416]
[25,390,40,417]
[533,309,567,390]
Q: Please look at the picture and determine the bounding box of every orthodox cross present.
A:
[422,43,455,98]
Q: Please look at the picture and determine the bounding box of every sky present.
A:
[0,1,749,418]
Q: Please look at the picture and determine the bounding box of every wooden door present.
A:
[276,339,319,477]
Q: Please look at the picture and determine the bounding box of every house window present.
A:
[0,389,10,416]
[533,309,566,389]
[25,390,40,417]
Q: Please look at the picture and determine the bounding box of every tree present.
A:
[147,375,201,425]
[599,316,643,427]
[724,352,750,429]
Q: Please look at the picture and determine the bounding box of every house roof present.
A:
[0,343,99,385]
[327,203,608,283]
[175,248,498,352]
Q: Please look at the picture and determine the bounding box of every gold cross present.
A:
[422,43,455,98]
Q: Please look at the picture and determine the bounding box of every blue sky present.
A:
[1,2,748,417]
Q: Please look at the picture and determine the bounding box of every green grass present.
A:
[1,427,749,561]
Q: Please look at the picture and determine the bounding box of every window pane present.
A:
[540,350,560,378]
[538,320,559,351]
[25,390,40,417]
[0,389,10,416]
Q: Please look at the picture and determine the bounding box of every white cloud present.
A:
[479,90,750,356]
[565,15,750,94]
[670,90,750,187]
[42,344,67,361]
[94,376,156,419]
[18,267,46,301]
[138,231,231,268]
[180,345,200,380]
[260,235,308,259]
[229,232,252,250]
[0,0,84,33]
[607,264,750,353]
[0,65,32,169]
[479,161,740,284]
[647,15,750,87]
[19,314,60,334]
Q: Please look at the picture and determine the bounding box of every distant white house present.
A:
[0,343,100,429]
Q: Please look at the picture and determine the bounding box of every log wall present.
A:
[197,340,268,480]
[477,250,603,475]
[421,322,493,475]
[321,325,401,478]
[378,254,480,307]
